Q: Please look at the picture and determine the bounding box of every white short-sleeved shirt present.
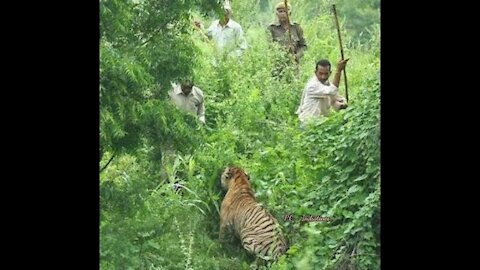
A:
[168,83,205,123]
[296,76,338,122]
[206,19,247,57]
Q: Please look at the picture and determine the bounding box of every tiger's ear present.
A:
[224,167,232,179]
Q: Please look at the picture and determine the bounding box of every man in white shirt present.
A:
[296,59,349,126]
[168,79,206,124]
[195,2,247,58]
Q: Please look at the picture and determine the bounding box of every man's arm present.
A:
[235,26,248,56]
[198,101,205,124]
[331,95,348,111]
[307,82,338,98]
[197,20,215,40]
[332,58,349,87]
[267,24,276,41]
[197,92,206,124]
[167,85,176,101]
[294,24,307,60]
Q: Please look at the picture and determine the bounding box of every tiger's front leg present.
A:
[219,218,227,243]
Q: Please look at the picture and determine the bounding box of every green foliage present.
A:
[334,0,380,45]
[282,76,380,270]
[100,0,380,269]
[100,0,223,158]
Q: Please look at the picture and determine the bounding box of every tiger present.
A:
[219,166,288,261]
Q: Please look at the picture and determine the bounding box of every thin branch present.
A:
[100,153,116,173]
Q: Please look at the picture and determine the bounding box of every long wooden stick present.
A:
[332,4,349,102]
[284,0,293,49]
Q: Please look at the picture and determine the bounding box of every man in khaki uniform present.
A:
[268,2,307,64]
[168,79,205,124]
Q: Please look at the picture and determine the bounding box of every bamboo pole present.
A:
[332,4,349,102]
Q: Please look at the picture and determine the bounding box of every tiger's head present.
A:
[220,166,250,191]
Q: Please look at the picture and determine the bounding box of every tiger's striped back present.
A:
[220,166,288,261]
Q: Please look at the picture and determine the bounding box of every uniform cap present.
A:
[275,2,291,11]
